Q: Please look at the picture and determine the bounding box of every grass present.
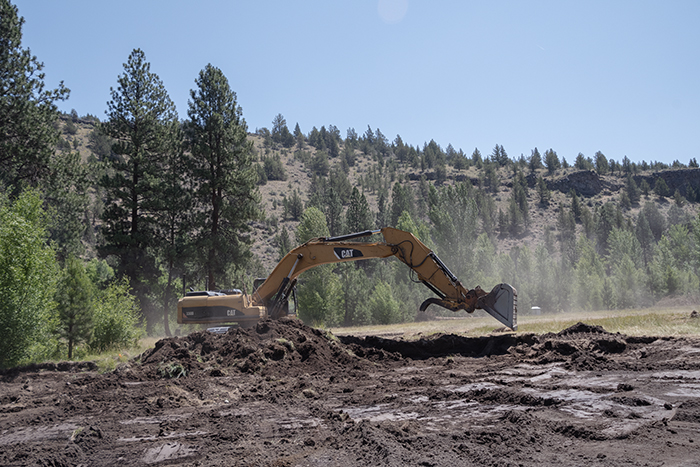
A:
[329,306,700,340]
[76,336,162,373]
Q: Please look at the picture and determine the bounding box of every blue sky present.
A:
[13,0,700,165]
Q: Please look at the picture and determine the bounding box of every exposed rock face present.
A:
[547,170,621,197]
[409,168,699,200]
[633,168,700,198]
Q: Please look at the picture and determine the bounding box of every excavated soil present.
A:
[2,319,700,466]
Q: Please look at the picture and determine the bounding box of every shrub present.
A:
[89,278,144,352]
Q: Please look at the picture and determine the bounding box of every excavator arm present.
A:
[253,228,517,330]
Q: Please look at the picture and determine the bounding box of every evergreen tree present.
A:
[274,226,292,261]
[471,148,483,168]
[544,148,561,174]
[528,148,543,172]
[44,150,92,260]
[626,174,641,205]
[536,175,551,206]
[491,144,509,166]
[643,201,666,241]
[294,122,305,150]
[271,113,294,148]
[186,64,261,291]
[635,210,654,266]
[283,188,304,220]
[654,178,670,198]
[390,181,414,227]
[595,202,619,255]
[595,151,609,174]
[55,255,94,359]
[100,49,177,329]
[0,0,70,190]
[325,186,344,236]
[345,187,374,233]
[153,121,191,336]
[376,190,389,227]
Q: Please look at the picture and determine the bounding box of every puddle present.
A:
[142,441,198,464]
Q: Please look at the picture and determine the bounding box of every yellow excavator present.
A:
[177,227,517,330]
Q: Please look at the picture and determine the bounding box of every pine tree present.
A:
[153,121,191,336]
[345,187,374,233]
[544,149,561,174]
[0,0,70,190]
[186,64,261,290]
[99,49,177,329]
[626,174,641,205]
[55,255,94,359]
[595,151,609,175]
[654,178,670,198]
[528,148,543,172]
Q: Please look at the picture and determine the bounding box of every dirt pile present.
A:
[132,318,368,380]
[2,320,700,466]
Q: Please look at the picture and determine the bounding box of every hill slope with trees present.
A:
[2,0,700,367]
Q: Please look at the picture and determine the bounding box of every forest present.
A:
[2,0,700,369]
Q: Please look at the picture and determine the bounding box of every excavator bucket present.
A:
[479,283,517,331]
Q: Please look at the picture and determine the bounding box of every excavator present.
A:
[177,227,517,330]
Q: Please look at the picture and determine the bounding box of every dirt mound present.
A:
[3,320,700,466]
[134,318,364,379]
[557,321,610,335]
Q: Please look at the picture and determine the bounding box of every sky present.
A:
[12,0,700,166]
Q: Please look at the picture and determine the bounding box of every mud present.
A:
[2,319,700,466]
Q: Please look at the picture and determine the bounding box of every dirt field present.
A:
[2,319,700,466]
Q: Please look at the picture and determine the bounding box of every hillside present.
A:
[57,113,700,275]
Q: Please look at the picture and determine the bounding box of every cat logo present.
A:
[226,309,238,317]
[334,248,363,260]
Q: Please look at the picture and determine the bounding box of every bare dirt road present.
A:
[2,319,700,466]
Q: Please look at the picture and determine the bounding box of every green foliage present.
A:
[296,207,330,244]
[296,268,343,326]
[367,281,402,324]
[544,149,560,174]
[654,178,670,198]
[158,361,187,379]
[595,151,609,175]
[271,114,295,148]
[0,0,70,189]
[345,187,374,233]
[0,189,57,368]
[340,264,372,325]
[55,255,94,359]
[186,63,261,291]
[274,226,293,261]
[100,48,178,329]
[45,150,92,259]
[89,278,144,353]
[390,181,414,227]
[283,188,304,221]
[263,153,287,181]
[308,150,330,176]
[528,148,543,172]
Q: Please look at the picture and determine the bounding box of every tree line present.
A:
[1,0,260,367]
[2,0,699,367]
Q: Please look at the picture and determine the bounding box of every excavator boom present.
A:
[178,227,517,330]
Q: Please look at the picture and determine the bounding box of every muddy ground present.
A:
[2,319,700,466]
